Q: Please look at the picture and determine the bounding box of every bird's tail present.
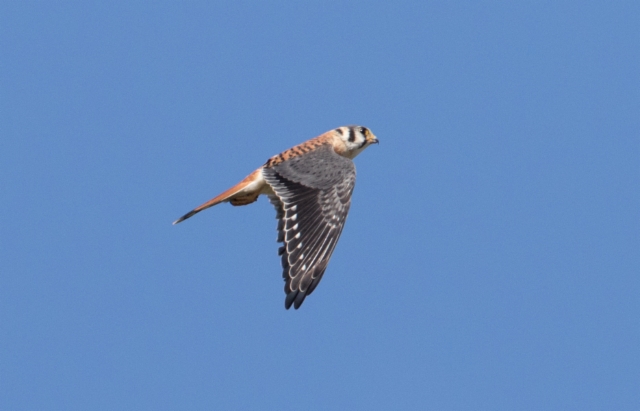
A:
[172,168,265,225]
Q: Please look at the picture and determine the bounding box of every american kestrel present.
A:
[174,126,378,309]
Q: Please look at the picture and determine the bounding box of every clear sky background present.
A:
[1,2,638,410]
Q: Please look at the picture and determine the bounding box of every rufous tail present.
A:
[172,168,263,225]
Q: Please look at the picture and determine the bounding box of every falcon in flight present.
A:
[174,125,378,309]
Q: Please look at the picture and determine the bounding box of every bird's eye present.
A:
[359,126,367,135]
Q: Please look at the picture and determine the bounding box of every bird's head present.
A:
[333,125,379,159]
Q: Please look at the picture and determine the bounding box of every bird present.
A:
[173,125,379,309]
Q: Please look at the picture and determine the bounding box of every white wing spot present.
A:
[291,205,297,211]
[295,233,301,239]
[299,254,304,260]
[291,214,297,221]
[297,243,302,249]
[302,264,307,271]
[293,223,299,230]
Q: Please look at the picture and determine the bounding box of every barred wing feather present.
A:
[263,145,356,309]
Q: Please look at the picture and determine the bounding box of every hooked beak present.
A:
[367,134,379,145]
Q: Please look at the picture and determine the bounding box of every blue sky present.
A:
[1,2,638,410]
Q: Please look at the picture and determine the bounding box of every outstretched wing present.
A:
[263,145,356,309]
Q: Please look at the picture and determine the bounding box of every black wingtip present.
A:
[285,289,308,310]
[293,292,307,309]
[285,291,298,310]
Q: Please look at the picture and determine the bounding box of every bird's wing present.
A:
[263,144,356,309]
